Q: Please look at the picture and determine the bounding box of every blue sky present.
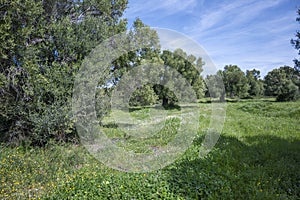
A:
[123,0,299,77]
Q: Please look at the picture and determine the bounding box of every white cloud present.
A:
[124,0,197,18]
[190,0,286,35]
[124,0,298,77]
[180,0,297,76]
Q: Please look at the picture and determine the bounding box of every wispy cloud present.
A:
[189,0,286,36]
[182,0,298,76]
[124,0,299,77]
[124,0,197,19]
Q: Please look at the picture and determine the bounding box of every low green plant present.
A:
[1,100,299,199]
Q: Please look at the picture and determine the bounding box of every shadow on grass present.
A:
[198,98,277,104]
[128,104,182,112]
[164,135,300,199]
[128,107,146,112]
[102,122,119,128]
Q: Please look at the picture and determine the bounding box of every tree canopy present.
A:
[264,66,299,101]
[246,69,264,97]
[219,65,249,98]
[0,0,128,145]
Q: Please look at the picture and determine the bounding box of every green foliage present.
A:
[220,65,250,98]
[95,88,112,124]
[246,69,264,96]
[276,80,299,101]
[129,84,159,107]
[0,0,128,145]
[264,66,300,101]
[0,0,208,145]
[204,73,226,101]
[109,22,205,108]
[157,49,205,107]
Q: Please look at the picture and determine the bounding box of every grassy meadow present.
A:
[1,99,300,199]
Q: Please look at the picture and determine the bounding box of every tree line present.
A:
[206,65,300,102]
[129,64,300,104]
[0,0,299,146]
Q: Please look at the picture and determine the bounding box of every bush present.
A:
[0,62,77,146]
[276,80,299,102]
[129,85,158,107]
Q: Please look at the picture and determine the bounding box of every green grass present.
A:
[1,100,300,199]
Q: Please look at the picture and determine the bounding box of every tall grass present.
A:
[1,100,299,199]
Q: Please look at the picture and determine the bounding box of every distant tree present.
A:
[158,48,205,107]
[106,18,162,108]
[246,69,264,96]
[264,66,299,101]
[291,8,300,72]
[221,65,249,98]
[106,19,204,108]
[111,18,161,79]
[129,84,159,107]
[204,72,226,101]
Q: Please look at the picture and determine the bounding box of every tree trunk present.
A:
[220,93,225,102]
[162,97,168,107]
